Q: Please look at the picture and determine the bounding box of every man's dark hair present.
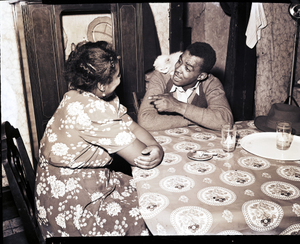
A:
[185,42,216,73]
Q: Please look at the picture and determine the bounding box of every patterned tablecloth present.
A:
[132,120,300,235]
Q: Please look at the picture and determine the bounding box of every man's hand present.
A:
[134,145,164,169]
[148,93,186,114]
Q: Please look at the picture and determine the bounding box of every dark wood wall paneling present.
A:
[23,4,63,142]
[116,3,144,121]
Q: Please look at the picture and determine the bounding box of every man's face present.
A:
[172,50,204,91]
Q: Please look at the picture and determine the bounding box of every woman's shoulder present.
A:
[63,90,121,113]
[60,90,101,112]
[64,89,83,98]
[65,89,97,101]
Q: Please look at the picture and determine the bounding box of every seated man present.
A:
[138,42,234,131]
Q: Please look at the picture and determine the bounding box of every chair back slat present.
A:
[1,121,44,244]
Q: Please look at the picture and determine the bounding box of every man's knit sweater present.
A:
[138,70,233,131]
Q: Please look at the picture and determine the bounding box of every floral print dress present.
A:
[34,90,149,238]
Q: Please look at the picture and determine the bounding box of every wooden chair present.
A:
[1,121,45,244]
[132,92,140,115]
[132,91,144,116]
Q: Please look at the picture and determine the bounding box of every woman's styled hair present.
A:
[64,41,120,92]
[185,42,216,73]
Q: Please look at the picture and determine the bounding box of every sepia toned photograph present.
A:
[1,1,300,243]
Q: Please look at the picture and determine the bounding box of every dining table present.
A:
[131,120,300,236]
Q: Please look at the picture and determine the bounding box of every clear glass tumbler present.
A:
[221,124,237,152]
[276,121,292,150]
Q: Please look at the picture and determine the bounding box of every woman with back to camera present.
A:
[34,41,164,238]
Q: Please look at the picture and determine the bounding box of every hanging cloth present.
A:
[245,2,268,49]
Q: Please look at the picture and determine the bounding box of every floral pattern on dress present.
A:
[34,90,148,238]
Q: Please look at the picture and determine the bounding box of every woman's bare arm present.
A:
[116,121,164,169]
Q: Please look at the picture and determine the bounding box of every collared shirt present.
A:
[169,81,200,103]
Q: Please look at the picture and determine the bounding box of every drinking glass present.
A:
[221,124,237,152]
[276,121,292,150]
